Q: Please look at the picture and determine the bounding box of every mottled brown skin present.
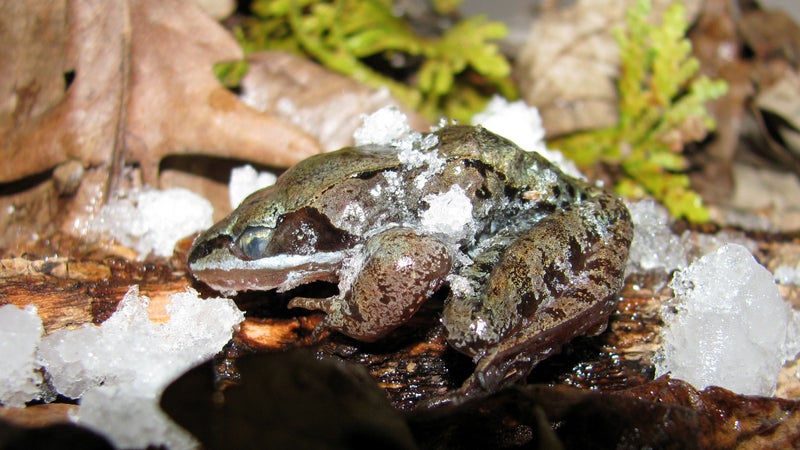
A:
[188,125,633,398]
[290,227,452,342]
[443,195,632,393]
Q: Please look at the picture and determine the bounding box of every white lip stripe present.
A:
[189,250,347,272]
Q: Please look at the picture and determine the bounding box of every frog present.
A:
[187,125,633,397]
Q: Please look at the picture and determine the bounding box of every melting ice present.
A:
[655,244,800,396]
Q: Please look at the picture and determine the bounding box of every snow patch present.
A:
[23,286,245,449]
[92,188,213,259]
[775,262,800,286]
[229,164,277,208]
[626,200,688,273]
[0,305,43,407]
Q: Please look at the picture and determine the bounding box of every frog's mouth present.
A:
[188,245,346,294]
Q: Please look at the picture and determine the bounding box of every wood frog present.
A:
[188,125,633,396]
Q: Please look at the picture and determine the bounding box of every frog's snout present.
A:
[187,233,232,270]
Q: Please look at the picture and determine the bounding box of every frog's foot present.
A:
[288,296,337,314]
[287,296,337,342]
[459,297,617,395]
[289,227,452,342]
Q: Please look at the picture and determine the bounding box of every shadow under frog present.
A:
[188,125,633,401]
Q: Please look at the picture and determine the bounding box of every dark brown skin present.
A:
[188,125,633,398]
[289,227,452,342]
[442,194,632,395]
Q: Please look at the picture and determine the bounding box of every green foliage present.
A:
[214,60,250,88]
[240,0,517,122]
[552,0,728,222]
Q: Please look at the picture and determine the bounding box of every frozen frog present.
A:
[188,125,633,397]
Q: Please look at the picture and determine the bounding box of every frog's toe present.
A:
[288,296,337,314]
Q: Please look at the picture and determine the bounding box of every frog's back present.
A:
[436,125,592,206]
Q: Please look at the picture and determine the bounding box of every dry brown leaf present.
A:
[124,0,322,184]
[0,0,326,250]
[688,0,753,203]
[622,377,800,449]
[739,7,800,173]
[0,1,124,184]
[241,51,428,152]
[0,0,322,188]
[739,7,800,68]
[515,0,700,138]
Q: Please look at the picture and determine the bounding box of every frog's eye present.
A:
[234,226,274,260]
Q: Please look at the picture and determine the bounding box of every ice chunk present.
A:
[38,286,244,449]
[420,186,474,241]
[472,96,583,178]
[626,200,688,273]
[655,244,800,396]
[38,326,103,399]
[353,106,412,146]
[229,165,277,208]
[0,304,43,407]
[92,188,214,259]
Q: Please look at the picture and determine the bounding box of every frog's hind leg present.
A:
[462,292,619,395]
[443,193,632,396]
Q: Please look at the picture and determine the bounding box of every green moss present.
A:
[238,0,517,122]
[551,0,728,222]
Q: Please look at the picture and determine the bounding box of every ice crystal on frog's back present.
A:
[421,186,474,242]
[340,202,368,234]
[447,274,478,299]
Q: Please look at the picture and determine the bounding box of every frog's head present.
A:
[187,187,357,295]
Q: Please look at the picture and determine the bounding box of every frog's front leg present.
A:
[443,193,632,395]
[289,226,452,342]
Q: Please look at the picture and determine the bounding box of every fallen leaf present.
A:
[0,0,323,250]
[0,0,124,184]
[124,0,322,184]
[241,51,429,152]
[739,8,800,67]
[158,50,430,218]
[622,376,800,448]
[737,6,800,174]
[0,0,322,188]
[688,0,753,203]
[515,0,701,138]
